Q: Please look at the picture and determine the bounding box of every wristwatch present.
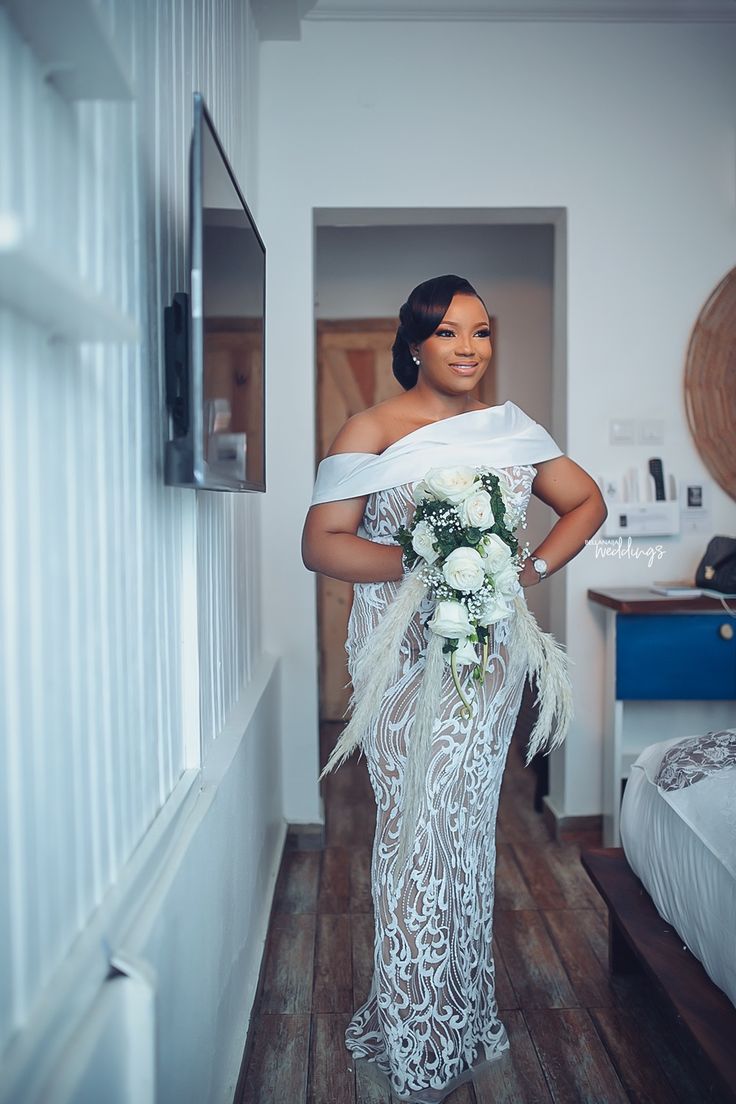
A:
[530,555,548,581]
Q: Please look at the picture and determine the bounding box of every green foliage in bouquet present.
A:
[395,471,518,567]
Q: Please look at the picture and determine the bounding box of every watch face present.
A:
[534,558,548,575]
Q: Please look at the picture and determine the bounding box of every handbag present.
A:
[695,535,736,594]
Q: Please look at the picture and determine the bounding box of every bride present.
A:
[301,274,607,1102]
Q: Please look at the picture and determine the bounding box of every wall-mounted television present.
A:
[164,92,266,492]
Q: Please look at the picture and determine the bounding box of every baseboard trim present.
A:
[542,796,602,846]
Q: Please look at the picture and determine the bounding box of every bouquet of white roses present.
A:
[394,465,526,715]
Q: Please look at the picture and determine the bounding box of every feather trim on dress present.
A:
[319,575,574,866]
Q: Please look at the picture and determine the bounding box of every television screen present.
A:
[165,93,266,491]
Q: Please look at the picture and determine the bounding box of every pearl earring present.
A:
[412,355,420,366]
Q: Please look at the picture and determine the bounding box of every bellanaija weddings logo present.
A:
[585,536,665,568]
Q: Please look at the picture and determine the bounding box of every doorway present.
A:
[312,209,567,726]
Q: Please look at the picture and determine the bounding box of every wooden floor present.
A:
[236,716,716,1104]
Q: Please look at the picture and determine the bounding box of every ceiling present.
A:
[304,0,736,22]
[252,0,736,41]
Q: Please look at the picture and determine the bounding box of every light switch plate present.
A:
[610,419,636,445]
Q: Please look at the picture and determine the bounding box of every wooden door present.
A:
[315,318,497,721]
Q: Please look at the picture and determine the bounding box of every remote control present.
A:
[648,457,666,501]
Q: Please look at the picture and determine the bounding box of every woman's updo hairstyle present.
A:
[391,274,487,390]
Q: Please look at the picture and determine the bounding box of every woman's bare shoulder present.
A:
[325,407,388,458]
[326,396,421,457]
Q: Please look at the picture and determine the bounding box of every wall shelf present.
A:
[4,0,133,101]
[0,213,139,343]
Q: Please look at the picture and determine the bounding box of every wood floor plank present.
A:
[314,914,353,1013]
[494,910,579,1011]
[588,1005,683,1104]
[273,849,322,913]
[351,912,375,1008]
[326,762,376,848]
[523,1008,629,1104]
[497,765,551,847]
[495,843,536,911]
[508,843,567,910]
[492,936,520,1012]
[542,841,606,910]
[541,908,616,1008]
[308,1013,356,1104]
[240,1013,310,1104]
[319,846,351,913]
[474,1010,552,1103]
[260,913,317,1014]
[350,845,373,913]
[496,803,551,847]
[574,903,610,971]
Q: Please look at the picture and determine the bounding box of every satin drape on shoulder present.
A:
[310,401,562,506]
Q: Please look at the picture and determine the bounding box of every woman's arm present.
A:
[301,411,405,584]
[518,456,607,588]
[302,498,405,583]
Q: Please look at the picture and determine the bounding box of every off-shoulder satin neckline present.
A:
[327,401,511,461]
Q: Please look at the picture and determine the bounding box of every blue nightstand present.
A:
[588,588,736,845]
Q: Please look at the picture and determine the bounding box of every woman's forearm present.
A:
[303,532,405,584]
[532,495,607,577]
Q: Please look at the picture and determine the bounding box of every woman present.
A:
[302,275,607,1103]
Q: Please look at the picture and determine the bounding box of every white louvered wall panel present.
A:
[0,0,261,1053]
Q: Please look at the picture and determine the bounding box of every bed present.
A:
[581,728,736,1102]
[619,728,736,1009]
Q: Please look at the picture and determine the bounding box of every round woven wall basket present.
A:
[684,265,736,503]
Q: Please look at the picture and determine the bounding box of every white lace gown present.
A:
[343,466,535,1103]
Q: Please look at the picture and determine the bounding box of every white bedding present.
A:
[620,734,736,1009]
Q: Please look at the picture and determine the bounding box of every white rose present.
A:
[480,533,513,573]
[424,466,479,505]
[411,520,439,564]
[412,480,433,505]
[442,547,486,593]
[491,559,521,596]
[448,637,479,668]
[458,489,495,531]
[478,592,514,626]
[428,600,473,639]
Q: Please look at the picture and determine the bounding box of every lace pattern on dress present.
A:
[654,730,736,792]
[343,464,534,1103]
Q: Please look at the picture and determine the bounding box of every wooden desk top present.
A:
[587,587,733,614]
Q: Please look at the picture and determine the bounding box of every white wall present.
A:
[0,1,282,1100]
[258,18,736,826]
[314,221,557,629]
